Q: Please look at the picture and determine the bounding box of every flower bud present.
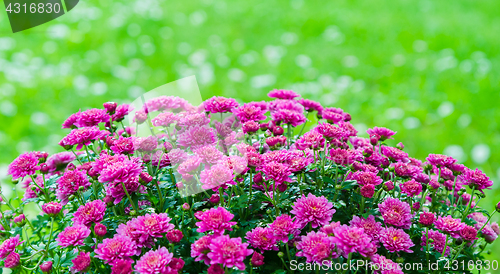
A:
[384,181,394,191]
[139,172,153,184]
[42,202,62,217]
[13,214,26,227]
[277,252,284,258]
[496,201,500,213]
[4,252,20,268]
[40,163,50,174]
[335,184,342,191]
[94,223,107,237]
[209,194,220,204]
[166,229,183,243]
[412,202,421,211]
[251,252,265,267]
[103,195,114,207]
[396,142,404,150]
[67,163,76,171]
[419,212,435,227]
[273,126,284,136]
[370,134,380,145]
[103,102,118,115]
[40,261,53,273]
[78,186,85,192]
[182,203,190,211]
[395,257,404,264]
[129,210,137,216]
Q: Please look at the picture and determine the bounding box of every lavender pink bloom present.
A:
[291,193,336,229]
[435,216,466,238]
[295,130,325,150]
[200,164,234,190]
[59,126,108,150]
[76,108,110,127]
[462,168,493,191]
[426,154,456,167]
[56,225,91,247]
[245,227,278,251]
[135,247,174,274]
[207,235,253,270]
[195,207,237,235]
[95,235,137,263]
[72,199,107,227]
[370,254,404,274]
[233,104,267,123]
[203,96,239,113]
[191,235,214,265]
[0,235,23,259]
[298,99,323,112]
[379,227,414,253]
[71,252,91,272]
[378,198,413,229]
[270,214,299,243]
[366,127,396,141]
[268,89,300,99]
[4,252,20,269]
[177,126,217,149]
[8,152,41,180]
[296,231,336,264]
[56,170,91,204]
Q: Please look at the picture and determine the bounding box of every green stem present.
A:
[461,186,475,222]
[451,241,466,261]
[441,234,449,257]
[155,180,164,212]
[121,181,138,212]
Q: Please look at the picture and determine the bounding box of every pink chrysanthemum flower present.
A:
[144,96,193,112]
[177,156,202,181]
[233,104,267,123]
[112,104,133,122]
[246,227,278,251]
[194,145,224,165]
[295,130,325,150]
[177,126,217,149]
[4,252,20,269]
[207,235,253,270]
[134,213,174,240]
[135,247,174,274]
[152,112,178,127]
[418,212,436,227]
[8,152,41,180]
[426,154,456,168]
[462,168,493,191]
[265,136,287,147]
[297,99,323,112]
[435,216,466,238]
[421,229,450,256]
[203,96,239,113]
[370,254,404,274]
[268,89,300,99]
[268,99,304,113]
[316,123,346,140]
[72,199,107,227]
[56,170,91,204]
[167,148,188,165]
[105,176,141,204]
[271,109,306,127]
[349,215,383,242]
[381,146,409,163]
[59,126,108,150]
[98,159,142,183]
[191,235,214,265]
[62,112,81,129]
[348,171,383,186]
[195,207,237,235]
[270,214,299,243]
[72,252,91,273]
[177,112,211,128]
[379,227,414,253]
[296,231,336,264]
[91,152,128,173]
[321,108,345,124]
[22,176,44,201]
[111,259,133,274]
[0,235,23,259]
[460,225,478,242]
[134,136,159,152]
[378,198,413,229]
[366,127,396,141]
[200,164,234,190]
[259,161,291,185]
[328,148,363,165]
[56,225,91,248]
[42,202,62,216]
[110,136,135,155]
[400,179,422,197]
[76,108,110,127]
[291,193,336,229]
[331,225,376,257]
[95,235,137,263]
[46,152,76,172]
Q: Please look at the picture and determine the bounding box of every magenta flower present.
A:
[177,126,217,149]
[76,108,110,127]
[296,231,336,264]
[111,259,133,274]
[328,148,363,165]
[394,162,422,178]
[94,223,107,237]
[265,136,287,147]
[349,215,383,242]
[460,225,478,242]
[381,146,409,162]
[194,145,224,165]
[59,126,108,150]
[110,136,135,155]
[191,235,214,265]
[316,123,346,140]
[4,252,20,269]
[426,154,456,168]
[421,229,450,256]
[291,193,336,229]
[270,214,300,243]
[166,229,183,243]
[268,89,300,99]
[366,127,396,141]
[331,225,376,257]
[134,213,175,239]
[62,112,81,129]
[435,216,466,238]
[95,235,137,263]
[271,109,307,127]
[135,247,174,274]
[233,104,267,123]
[259,161,291,185]
[98,158,142,183]
[298,99,323,112]
[379,227,414,253]
[462,168,493,191]
[320,221,341,236]
[42,202,62,216]
[349,171,383,186]
[378,198,413,229]
[246,227,278,251]
[8,152,41,180]
[40,261,53,273]
[71,252,91,273]
[295,130,325,150]
[370,254,404,274]
[400,179,422,197]
[195,207,237,235]
[321,108,345,124]
[200,164,234,190]
[45,152,76,172]
[152,112,178,127]
[360,184,375,198]
[72,199,107,227]
[0,235,23,259]
[105,176,141,204]
[112,104,133,122]
[56,170,91,204]
[56,225,91,247]
[203,96,239,113]
[418,212,436,227]
[207,235,253,270]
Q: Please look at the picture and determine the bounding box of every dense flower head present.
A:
[421,229,450,256]
[296,231,336,263]
[268,99,304,113]
[111,259,133,274]
[0,235,23,259]
[95,235,137,263]
[394,162,422,178]
[110,136,135,155]
[112,104,133,122]
[4,252,20,269]
[435,216,466,238]
[331,225,376,257]
[40,261,53,273]
[270,214,299,243]
[259,161,291,185]
[400,179,422,197]
[194,145,224,165]
[379,227,414,253]
[42,201,62,216]
[233,104,268,123]
[246,227,278,251]
[271,109,307,127]
[56,169,91,204]
[62,111,81,129]
[152,112,178,127]
[367,127,396,141]
[200,163,234,190]
[207,235,253,270]
[419,212,436,227]
[191,235,214,265]
[105,176,142,204]
[462,168,493,191]
[177,126,217,149]
[59,126,108,150]
[349,215,383,242]
[268,89,300,99]
[76,108,110,127]
[291,193,336,229]
[360,184,375,198]
[56,224,91,247]
[316,123,346,140]
[378,198,413,229]
[133,213,175,240]
[72,252,91,273]
[295,130,325,150]
[166,229,183,243]
[460,225,478,241]
[177,112,211,128]
[203,96,239,113]
[381,146,409,163]
[135,247,174,274]
[8,152,41,180]
[98,158,142,183]
[195,207,237,235]
[298,98,323,112]
[426,154,456,167]
[349,171,383,186]
[46,151,76,172]
[370,254,404,274]
[73,199,107,227]
[328,148,363,165]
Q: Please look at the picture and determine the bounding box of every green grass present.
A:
[0,0,499,269]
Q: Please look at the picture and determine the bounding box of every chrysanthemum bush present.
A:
[1,89,500,273]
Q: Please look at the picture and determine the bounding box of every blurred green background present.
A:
[0,0,499,269]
